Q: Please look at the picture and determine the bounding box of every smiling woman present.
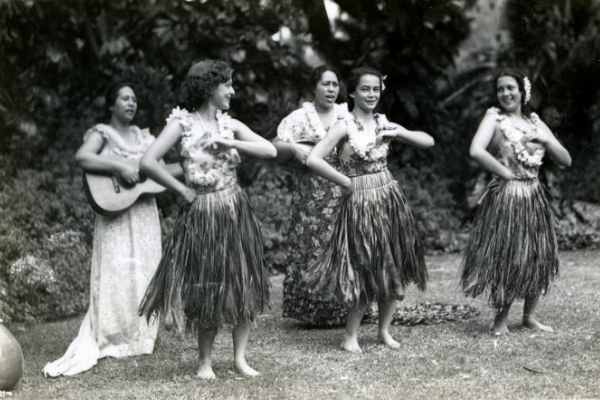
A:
[461,69,572,336]
[138,60,276,380]
[303,66,434,354]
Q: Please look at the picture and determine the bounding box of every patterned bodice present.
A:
[167,107,241,192]
[337,113,394,177]
[277,102,350,144]
[486,107,546,180]
[84,123,155,160]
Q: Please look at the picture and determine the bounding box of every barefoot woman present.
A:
[139,60,275,379]
[305,67,433,353]
[461,69,571,335]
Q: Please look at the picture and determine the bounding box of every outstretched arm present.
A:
[380,123,435,149]
[306,121,351,192]
[213,119,277,159]
[272,138,313,165]
[469,113,515,180]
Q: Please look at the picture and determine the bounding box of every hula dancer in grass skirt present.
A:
[304,67,434,353]
[138,60,276,379]
[460,69,571,335]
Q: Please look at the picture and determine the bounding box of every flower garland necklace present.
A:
[346,112,390,161]
[303,102,335,140]
[195,110,234,142]
[179,109,235,187]
[492,107,544,167]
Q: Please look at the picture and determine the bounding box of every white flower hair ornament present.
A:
[523,76,531,105]
[381,75,387,91]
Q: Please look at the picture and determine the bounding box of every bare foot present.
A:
[234,360,260,377]
[523,316,554,332]
[340,333,362,353]
[196,364,216,380]
[378,332,400,349]
[492,319,509,336]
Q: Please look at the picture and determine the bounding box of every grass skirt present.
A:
[303,170,427,305]
[139,184,270,331]
[460,178,559,306]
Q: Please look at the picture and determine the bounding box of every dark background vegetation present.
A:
[1,0,599,323]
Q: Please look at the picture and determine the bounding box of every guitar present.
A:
[83,155,183,217]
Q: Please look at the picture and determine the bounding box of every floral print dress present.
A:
[279,102,350,325]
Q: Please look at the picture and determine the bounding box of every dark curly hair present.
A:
[105,82,136,117]
[179,60,233,110]
[347,66,383,95]
[494,69,532,116]
[308,65,341,90]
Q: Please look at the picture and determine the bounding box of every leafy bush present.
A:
[0,164,93,322]
[388,162,468,253]
[244,162,292,273]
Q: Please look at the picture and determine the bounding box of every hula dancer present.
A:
[304,66,434,353]
[460,69,571,335]
[138,60,276,378]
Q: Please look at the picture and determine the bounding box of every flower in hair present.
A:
[523,76,531,104]
[381,75,387,91]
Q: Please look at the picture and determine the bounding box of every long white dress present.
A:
[43,124,161,377]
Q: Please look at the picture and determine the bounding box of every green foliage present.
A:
[502,0,600,202]
[0,165,93,322]
[244,162,292,273]
[388,162,467,253]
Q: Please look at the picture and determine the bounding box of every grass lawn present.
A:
[7,250,600,400]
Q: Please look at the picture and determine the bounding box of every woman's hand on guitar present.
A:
[116,164,140,185]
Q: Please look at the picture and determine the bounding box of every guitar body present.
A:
[83,155,179,217]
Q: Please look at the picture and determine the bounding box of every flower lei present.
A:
[303,102,349,141]
[168,107,234,186]
[489,107,544,167]
[523,77,531,105]
[346,113,390,162]
[87,124,152,160]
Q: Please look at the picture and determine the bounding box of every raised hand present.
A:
[525,128,550,146]
[204,136,234,151]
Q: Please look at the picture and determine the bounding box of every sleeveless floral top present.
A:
[277,102,349,144]
[84,123,155,160]
[337,113,395,177]
[486,107,546,180]
[167,107,241,193]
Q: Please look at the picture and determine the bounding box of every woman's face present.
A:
[313,70,339,110]
[210,79,235,110]
[350,74,381,113]
[111,86,137,123]
[496,76,522,113]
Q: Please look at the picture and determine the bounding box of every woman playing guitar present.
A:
[43,83,162,377]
